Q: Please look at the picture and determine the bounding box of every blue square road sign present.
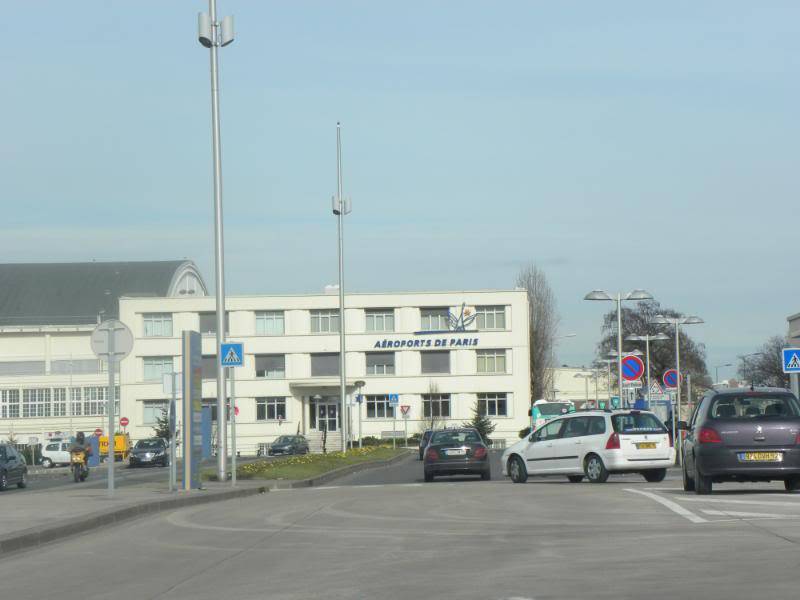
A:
[220,342,244,368]
[782,348,800,374]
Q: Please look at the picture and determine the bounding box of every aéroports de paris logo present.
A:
[416,303,476,335]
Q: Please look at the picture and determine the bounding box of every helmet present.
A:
[76,431,85,444]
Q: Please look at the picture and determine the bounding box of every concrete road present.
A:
[2,454,800,599]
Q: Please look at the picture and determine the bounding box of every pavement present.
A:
[3,452,800,599]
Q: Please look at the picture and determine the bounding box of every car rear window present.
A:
[536,403,571,416]
[431,431,482,445]
[708,394,800,419]
[612,413,667,435]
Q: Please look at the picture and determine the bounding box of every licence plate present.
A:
[636,442,656,450]
[445,449,466,456]
[739,452,783,462]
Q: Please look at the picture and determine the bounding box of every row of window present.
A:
[142,305,508,337]
[0,359,105,378]
[142,349,509,381]
[0,387,120,419]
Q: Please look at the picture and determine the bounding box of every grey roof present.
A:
[0,261,194,327]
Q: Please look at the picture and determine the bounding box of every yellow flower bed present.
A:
[235,446,402,481]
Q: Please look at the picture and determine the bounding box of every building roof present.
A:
[0,261,204,327]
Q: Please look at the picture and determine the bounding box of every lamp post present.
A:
[626,333,670,404]
[574,372,595,407]
[585,290,654,408]
[714,363,732,385]
[651,314,704,463]
[198,1,235,483]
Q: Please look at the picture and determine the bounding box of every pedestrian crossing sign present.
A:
[220,342,244,367]
[782,348,800,374]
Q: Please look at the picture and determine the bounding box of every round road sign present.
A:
[663,369,681,389]
[621,355,645,381]
[120,417,129,427]
[90,319,134,363]
[94,428,103,437]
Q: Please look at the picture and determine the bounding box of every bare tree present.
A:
[738,336,788,388]
[419,380,443,433]
[517,264,559,402]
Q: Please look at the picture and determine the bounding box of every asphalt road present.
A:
[3,453,800,599]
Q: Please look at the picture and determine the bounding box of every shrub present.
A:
[519,427,531,439]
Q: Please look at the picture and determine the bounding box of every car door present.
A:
[554,417,590,473]
[683,397,706,475]
[6,447,22,483]
[524,419,566,475]
[58,442,71,465]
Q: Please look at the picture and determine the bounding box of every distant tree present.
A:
[738,336,789,388]
[463,401,496,443]
[153,408,179,443]
[594,300,711,392]
[419,380,443,433]
[517,264,559,401]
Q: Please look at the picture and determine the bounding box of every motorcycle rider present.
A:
[70,432,91,472]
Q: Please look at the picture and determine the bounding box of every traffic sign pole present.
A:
[107,326,115,496]
[230,367,236,486]
[170,372,177,493]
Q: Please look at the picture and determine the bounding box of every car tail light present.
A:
[425,448,439,461]
[698,427,722,444]
[605,432,620,450]
[795,432,800,445]
[473,447,487,459]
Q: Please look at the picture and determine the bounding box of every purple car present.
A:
[681,388,800,494]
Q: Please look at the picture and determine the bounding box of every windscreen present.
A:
[274,436,291,444]
[135,440,162,449]
[708,395,800,419]
[431,431,482,445]
[612,413,667,434]
[536,403,571,416]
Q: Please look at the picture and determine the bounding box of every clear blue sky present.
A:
[3,1,798,375]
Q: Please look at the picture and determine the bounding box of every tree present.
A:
[419,380,443,433]
[517,264,559,401]
[463,401,496,443]
[594,300,711,393]
[738,336,788,388]
[153,408,178,441]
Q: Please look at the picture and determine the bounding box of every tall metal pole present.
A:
[230,367,236,486]
[169,372,177,493]
[616,294,624,408]
[645,336,652,405]
[583,377,589,405]
[674,323,682,465]
[336,123,348,453]
[206,0,228,483]
[106,330,115,496]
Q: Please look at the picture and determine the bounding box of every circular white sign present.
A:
[90,319,134,362]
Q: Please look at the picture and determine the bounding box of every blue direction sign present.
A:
[783,348,800,373]
[388,393,399,405]
[220,342,244,368]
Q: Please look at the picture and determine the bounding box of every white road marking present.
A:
[624,488,708,523]
[700,509,793,519]
[680,497,800,508]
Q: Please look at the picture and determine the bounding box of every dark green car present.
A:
[423,428,490,482]
[268,435,309,456]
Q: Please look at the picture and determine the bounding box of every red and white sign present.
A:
[119,417,129,427]
[621,355,645,382]
[400,405,411,415]
[234,406,240,417]
[94,428,103,437]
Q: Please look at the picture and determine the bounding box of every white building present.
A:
[549,366,610,407]
[1,262,532,451]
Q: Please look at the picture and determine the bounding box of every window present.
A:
[420,308,449,331]
[0,361,45,376]
[562,417,590,438]
[423,394,451,418]
[255,355,285,379]
[50,359,102,375]
[612,413,668,434]
[707,394,800,420]
[202,356,217,380]
[476,306,506,330]
[70,388,82,416]
[366,309,394,332]
[534,419,564,441]
[421,351,450,374]
[143,356,174,381]
[311,353,340,377]
[143,313,173,337]
[202,399,229,422]
[81,386,119,416]
[366,395,395,419]
[477,349,507,374]
[478,392,508,417]
[52,388,67,417]
[0,389,19,419]
[255,311,285,336]
[256,397,287,421]
[22,388,51,418]
[366,352,395,375]
[143,401,168,425]
[311,309,340,333]
[199,312,229,335]
[587,416,607,435]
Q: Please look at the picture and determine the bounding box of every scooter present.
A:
[70,449,89,483]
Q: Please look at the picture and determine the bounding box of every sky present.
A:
[2,1,798,376]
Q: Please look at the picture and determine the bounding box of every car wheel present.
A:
[481,469,491,481]
[17,471,28,489]
[567,475,584,483]
[424,471,434,482]
[695,468,713,495]
[643,469,667,483]
[508,456,528,483]
[784,477,800,492]
[682,462,695,492]
[41,458,53,469]
[584,455,609,484]
[0,471,7,491]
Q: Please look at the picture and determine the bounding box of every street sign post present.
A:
[621,355,645,382]
[119,417,129,428]
[663,369,681,389]
[163,372,181,493]
[91,319,133,497]
[220,343,243,486]
[782,348,800,373]
[389,394,399,449]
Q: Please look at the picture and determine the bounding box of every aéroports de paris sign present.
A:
[373,303,480,349]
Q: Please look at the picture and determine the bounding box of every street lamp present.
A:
[332,123,352,453]
[714,363,733,385]
[651,314,704,463]
[574,372,595,407]
[626,333,670,404]
[198,0,235,484]
[585,289,653,408]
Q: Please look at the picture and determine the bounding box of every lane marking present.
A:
[680,497,800,508]
[700,509,793,519]
[624,488,707,523]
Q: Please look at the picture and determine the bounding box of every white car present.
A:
[40,439,73,468]
[501,409,675,484]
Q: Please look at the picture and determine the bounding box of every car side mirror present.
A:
[678,421,689,431]
[528,434,536,443]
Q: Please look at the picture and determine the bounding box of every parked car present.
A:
[0,443,28,490]
[681,388,800,494]
[418,430,434,460]
[129,438,169,468]
[41,439,74,468]
[502,409,674,484]
[423,428,491,482]
[268,435,309,456]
